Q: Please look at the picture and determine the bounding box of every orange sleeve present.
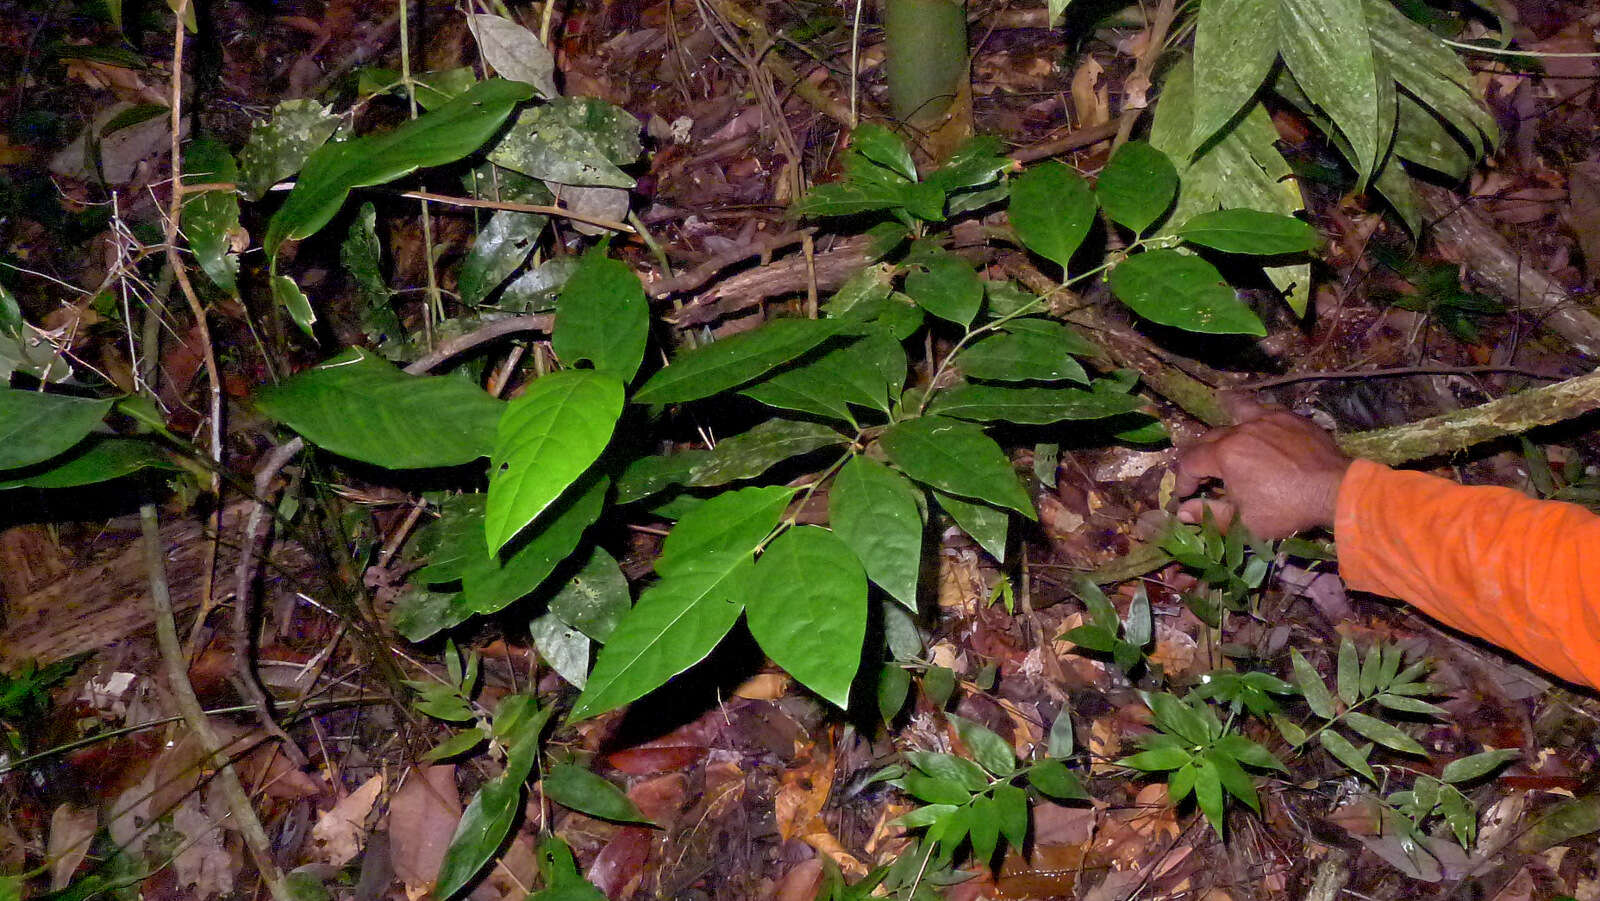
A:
[1334,458,1600,688]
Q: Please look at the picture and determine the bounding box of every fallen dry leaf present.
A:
[388,766,462,892]
[311,773,384,867]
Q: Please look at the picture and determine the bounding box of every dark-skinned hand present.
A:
[1174,394,1352,539]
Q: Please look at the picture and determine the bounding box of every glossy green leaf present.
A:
[881,417,1035,519]
[467,14,558,98]
[1176,209,1319,255]
[486,370,623,553]
[553,243,648,381]
[878,665,911,722]
[1320,730,1376,783]
[488,97,641,188]
[1291,648,1336,719]
[530,614,587,689]
[904,253,983,327]
[657,485,794,575]
[991,782,1029,853]
[181,138,241,294]
[256,349,503,468]
[1374,692,1449,718]
[271,274,317,335]
[950,714,1016,776]
[1192,756,1226,835]
[0,390,110,471]
[831,457,924,611]
[615,451,708,504]
[796,177,914,218]
[924,135,1012,194]
[265,80,533,258]
[1009,161,1097,271]
[747,526,868,708]
[1344,711,1427,755]
[742,329,906,418]
[0,437,175,489]
[1109,250,1266,336]
[463,475,609,613]
[896,803,959,829]
[957,332,1088,383]
[1440,748,1518,784]
[898,774,972,806]
[529,837,607,901]
[968,795,1001,865]
[1206,749,1260,812]
[929,384,1143,425]
[549,546,631,642]
[1095,141,1178,233]
[569,551,751,720]
[1337,638,1361,706]
[686,419,847,487]
[543,763,651,823]
[433,700,548,899]
[236,99,341,200]
[1278,0,1381,180]
[852,124,918,182]
[904,752,989,792]
[933,490,1008,562]
[1119,743,1192,772]
[1191,0,1278,152]
[1028,759,1089,800]
[634,319,850,404]
[422,728,487,763]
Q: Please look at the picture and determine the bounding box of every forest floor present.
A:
[3,0,1600,899]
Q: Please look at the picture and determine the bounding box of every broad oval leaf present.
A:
[950,714,1017,776]
[0,391,115,470]
[1096,141,1178,234]
[1440,748,1518,785]
[929,384,1144,424]
[1048,706,1075,758]
[182,138,241,294]
[633,319,850,404]
[463,475,609,613]
[746,526,868,708]
[1192,0,1279,152]
[1278,0,1382,180]
[488,97,642,188]
[1028,758,1089,800]
[957,332,1088,383]
[265,79,533,258]
[742,329,907,418]
[254,349,508,468]
[904,253,983,327]
[486,370,624,553]
[1176,209,1319,255]
[467,14,558,98]
[1109,250,1266,336]
[933,490,1008,562]
[542,763,651,823]
[552,243,648,381]
[657,485,795,575]
[615,450,708,505]
[530,613,590,688]
[880,417,1035,519]
[852,123,917,182]
[1009,161,1097,271]
[686,419,848,487]
[830,457,924,611]
[548,546,631,642]
[992,783,1029,852]
[0,437,176,490]
[569,551,751,721]
[904,751,990,792]
[433,772,522,899]
[236,99,341,201]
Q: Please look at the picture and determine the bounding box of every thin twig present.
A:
[141,503,293,901]
[1246,365,1562,391]
[1009,121,1121,163]
[402,314,554,375]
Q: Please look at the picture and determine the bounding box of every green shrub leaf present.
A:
[488,97,642,188]
[548,546,631,643]
[1191,0,1279,152]
[957,332,1088,383]
[1009,161,1097,271]
[904,253,983,327]
[634,319,850,404]
[933,490,1008,562]
[929,384,1143,424]
[747,526,868,708]
[686,419,848,487]
[950,714,1017,776]
[1176,209,1319,255]
[1029,759,1089,799]
[542,763,651,823]
[486,370,623,553]
[463,475,609,613]
[182,138,241,294]
[1277,0,1382,181]
[553,243,648,381]
[881,417,1035,519]
[1109,250,1266,336]
[1440,748,1518,784]
[1095,141,1178,234]
[1343,711,1427,755]
[1319,730,1376,783]
[0,436,173,489]
[831,457,924,611]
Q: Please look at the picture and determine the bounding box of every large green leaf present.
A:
[742,329,906,418]
[458,174,552,306]
[463,475,609,613]
[1008,162,1097,272]
[1191,0,1279,153]
[1109,250,1266,336]
[182,138,241,295]
[685,419,848,487]
[830,457,924,611]
[880,417,1034,519]
[1278,0,1381,181]
[1176,209,1319,255]
[657,485,795,574]
[633,319,850,404]
[254,349,503,468]
[956,333,1088,383]
[904,253,983,327]
[488,97,642,188]
[1095,141,1178,234]
[615,450,709,504]
[929,383,1143,424]
[568,551,752,721]
[542,763,651,823]
[552,243,648,381]
[434,698,548,899]
[0,437,176,490]
[933,490,1008,562]
[747,526,867,708]
[1364,0,1496,157]
[852,124,918,181]
[1392,93,1473,179]
[236,99,342,200]
[264,79,533,258]
[486,370,623,553]
[0,390,113,470]
[549,546,631,643]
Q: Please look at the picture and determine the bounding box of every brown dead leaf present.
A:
[775,745,833,841]
[311,773,384,867]
[48,803,95,890]
[1070,55,1108,126]
[388,766,463,892]
[733,672,790,700]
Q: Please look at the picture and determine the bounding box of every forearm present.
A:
[1335,459,1600,688]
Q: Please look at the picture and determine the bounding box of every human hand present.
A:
[1173,394,1352,539]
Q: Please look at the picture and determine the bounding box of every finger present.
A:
[1176,497,1236,530]
[1174,442,1223,497]
[1219,392,1283,425]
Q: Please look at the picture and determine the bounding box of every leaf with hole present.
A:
[553,242,648,381]
[746,526,867,708]
[488,97,642,189]
[831,457,924,611]
[182,138,241,294]
[1096,141,1178,233]
[548,546,631,643]
[881,417,1034,519]
[530,613,589,688]
[1110,250,1265,336]
[458,175,552,306]
[904,253,983,327]
[485,370,622,553]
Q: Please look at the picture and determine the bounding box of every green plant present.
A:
[1370,246,1506,343]
[0,659,75,752]
[1061,578,1154,675]
[1158,513,1274,626]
